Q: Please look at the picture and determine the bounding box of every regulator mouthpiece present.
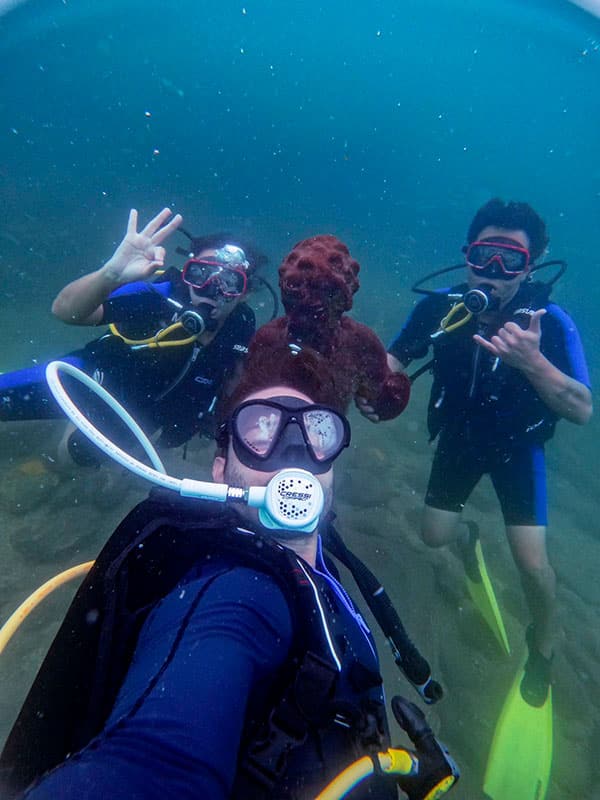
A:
[248,468,325,534]
[181,468,325,534]
[179,309,207,336]
[463,286,498,314]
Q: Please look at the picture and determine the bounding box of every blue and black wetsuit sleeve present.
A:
[101,280,175,335]
[387,294,446,366]
[542,304,591,389]
[20,563,294,800]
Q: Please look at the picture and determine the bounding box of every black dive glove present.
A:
[391,696,459,800]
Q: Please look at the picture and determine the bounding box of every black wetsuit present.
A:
[0,493,395,800]
[388,282,590,525]
[0,271,255,448]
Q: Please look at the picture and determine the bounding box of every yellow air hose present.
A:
[109,322,198,349]
[315,748,416,800]
[0,561,94,656]
[438,302,472,334]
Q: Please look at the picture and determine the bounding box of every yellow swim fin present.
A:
[483,662,553,799]
[463,525,510,656]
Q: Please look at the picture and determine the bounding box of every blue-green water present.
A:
[1,2,599,798]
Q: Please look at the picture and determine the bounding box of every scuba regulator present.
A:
[462,284,497,315]
[179,307,211,336]
[411,259,566,340]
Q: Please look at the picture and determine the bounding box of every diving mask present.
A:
[218,396,351,474]
[182,244,249,297]
[465,236,530,280]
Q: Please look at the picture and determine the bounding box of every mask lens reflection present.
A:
[235,405,282,457]
[183,260,247,295]
[184,262,213,286]
[303,409,345,462]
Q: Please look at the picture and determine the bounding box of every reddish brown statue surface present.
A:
[244,235,410,420]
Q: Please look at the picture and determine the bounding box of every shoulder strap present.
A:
[322,521,442,704]
[237,526,406,796]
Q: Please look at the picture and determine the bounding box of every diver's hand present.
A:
[391,697,459,799]
[102,208,183,286]
[355,395,380,423]
[52,208,183,325]
[475,307,592,424]
[473,308,546,371]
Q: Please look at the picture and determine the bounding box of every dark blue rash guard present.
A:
[20,538,392,800]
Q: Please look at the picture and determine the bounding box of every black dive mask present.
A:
[218,396,351,474]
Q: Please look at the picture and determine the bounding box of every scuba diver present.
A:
[246,234,411,421]
[385,198,592,798]
[0,208,268,464]
[0,352,458,800]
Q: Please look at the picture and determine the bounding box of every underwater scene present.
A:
[0,0,599,798]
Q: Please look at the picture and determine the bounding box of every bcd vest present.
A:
[0,490,390,800]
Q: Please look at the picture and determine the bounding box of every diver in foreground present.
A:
[386,198,592,799]
[0,352,457,800]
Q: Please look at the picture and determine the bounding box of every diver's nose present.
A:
[278,420,306,458]
[484,255,505,277]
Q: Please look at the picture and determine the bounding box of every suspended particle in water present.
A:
[144,110,152,117]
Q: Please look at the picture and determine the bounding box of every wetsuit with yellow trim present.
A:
[0,269,255,451]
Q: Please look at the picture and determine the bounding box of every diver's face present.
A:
[466,226,532,310]
[187,248,246,323]
[212,386,334,522]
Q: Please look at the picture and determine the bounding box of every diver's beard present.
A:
[223,461,333,537]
